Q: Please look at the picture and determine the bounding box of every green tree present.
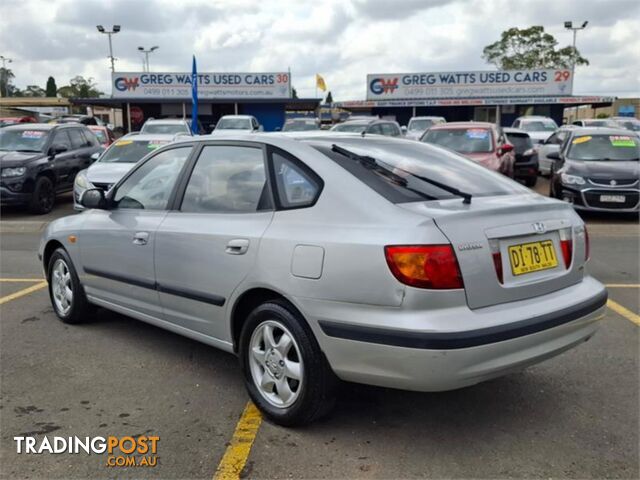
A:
[0,67,15,97]
[57,76,103,98]
[45,76,57,97]
[325,91,333,104]
[482,26,589,69]
[23,85,46,97]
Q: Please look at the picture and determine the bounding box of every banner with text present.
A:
[112,72,291,99]
[366,70,573,100]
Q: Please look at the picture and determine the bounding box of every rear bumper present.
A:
[297,277,607,391]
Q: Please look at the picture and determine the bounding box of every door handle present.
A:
[133,232,149,246]
[225,239,249,255]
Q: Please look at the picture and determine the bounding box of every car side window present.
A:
[113,147,192,210]
[51,130,72,149]
[380,123,399,136]
[271,150,322,209]
[68,129,86,149]
[369,124,383,135]
[513,120,520,128]
[181,145,270,213]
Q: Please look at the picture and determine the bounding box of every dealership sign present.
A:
[112,72,291,99]
[366,70,573,100]
[336,96,614,109]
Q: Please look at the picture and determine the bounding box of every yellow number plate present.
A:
[508,240,558,276]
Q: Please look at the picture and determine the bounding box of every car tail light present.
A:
[584,226,590,261]
[488,239,503,283]
[559,228,573,268]
[384,245,464,289]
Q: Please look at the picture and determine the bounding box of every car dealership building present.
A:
[72,71,320,132]
[334,69,615,127]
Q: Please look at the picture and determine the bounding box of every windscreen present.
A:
[520,120,558,132]
[331,123,366,133]
[283,122,319,131]
[313,139,527,204]
[141,123,188,135]
[422,128,493,153]
[0,129,50,152]
[216,118,252,130]
[505,133,533,154]
[99,139,170,163]
[408,119,434,131]
[566,134,640,161]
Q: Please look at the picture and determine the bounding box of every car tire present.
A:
[525,176,537,187]
[239,300,336,426]
[47,248,91,324]
[29,176,55,214]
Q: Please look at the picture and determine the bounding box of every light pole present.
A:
[0,55,13,97]
[137,46,159,72]
[564,20,588,94]
[96,25,121,73]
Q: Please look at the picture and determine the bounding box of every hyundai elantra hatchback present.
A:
[39,133,607,426]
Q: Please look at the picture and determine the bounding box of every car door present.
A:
[78,146,193,318]
[154,143,274,340]
[48,129,75,189]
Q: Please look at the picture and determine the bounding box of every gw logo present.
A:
[115,77,140,92]
[370,77,399,95]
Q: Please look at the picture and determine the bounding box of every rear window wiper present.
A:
[331,144,472,204]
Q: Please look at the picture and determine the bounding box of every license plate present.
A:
[600,195,626,203]
[508,240,558,276]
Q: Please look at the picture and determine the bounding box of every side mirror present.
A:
[275,126,281,131]
[498,143,514,156]
[547,150,562,161]
[48,144,68,157]
[90,152,101,162]
[258,125,264,132]
[80,188,107,209]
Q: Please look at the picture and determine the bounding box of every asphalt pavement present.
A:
[0,177,638,479]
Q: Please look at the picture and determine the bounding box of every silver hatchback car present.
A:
[39,133,607,426]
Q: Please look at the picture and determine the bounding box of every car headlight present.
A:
[560,173,586,185]
[74,171,91,189]
[1,167,26,178]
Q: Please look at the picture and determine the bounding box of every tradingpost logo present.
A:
[114,76,140,92]
[14,435,159,468]
[370,77,399,95]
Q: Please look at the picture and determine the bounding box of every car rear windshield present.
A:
[312,140,527,204]
[99,139,170,163]
[505,133,533,154]
[142,124,188,135]
[567,134,640,161]
[520,120,557,132]
[331,123,366,133]
[283,122,318,131]
[0,128,50,152]
[216,118,252,130]
[422,127,493,153]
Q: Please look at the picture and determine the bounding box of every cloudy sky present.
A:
[1,0,638,100]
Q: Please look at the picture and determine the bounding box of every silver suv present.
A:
[331,118,402,137]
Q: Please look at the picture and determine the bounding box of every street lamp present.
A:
[0,55,13,97]
[96,25,121,73]
[137,46,159,72]
[564,20,588,93]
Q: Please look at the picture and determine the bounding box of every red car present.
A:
[420,121,515,177]
[0,116,37,127]
[88,125,115,148]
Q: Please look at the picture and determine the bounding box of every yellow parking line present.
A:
[605,284,640,288]
[213,402,263,480]
[607,299,640,326]
[0,278,45,283]
[0,281,48,305]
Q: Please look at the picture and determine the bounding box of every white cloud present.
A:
[0,0,638,99]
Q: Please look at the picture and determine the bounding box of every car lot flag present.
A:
[316,74,327,92]
[191,55,198,135]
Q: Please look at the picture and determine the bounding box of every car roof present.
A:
[566,127,636,136]
[2,123,56,131]
[409,116,445,120]
[143,118,188,124]
[516,116,554,120]
[219,115,254,119]
[503,127,529,135]
[116,133,179,141]
[428,121,494,130]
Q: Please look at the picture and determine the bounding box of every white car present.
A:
[212,115,262,134]
[140,119,193,136]
[537,126,576,176]
[512,116,558,145]
[405,116,446,140]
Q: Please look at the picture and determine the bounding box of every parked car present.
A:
[504,128,538,187]
[421,122,515,177]
[51,115,101,126]
[88,125,115,148]
[537,125,577,176]
[511,116,558,144]
[281,118,320,132]
[610,116,640,132]
[572,119,619,128]
[40,133,605,426]
[0,116,38,127]
[73,134,178,210]
[212,115,262,134]
[405,116,446,140]
[140,118,193,136]
[549,127,640,212]
[0,123,102,213]
[330,118,402,137]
